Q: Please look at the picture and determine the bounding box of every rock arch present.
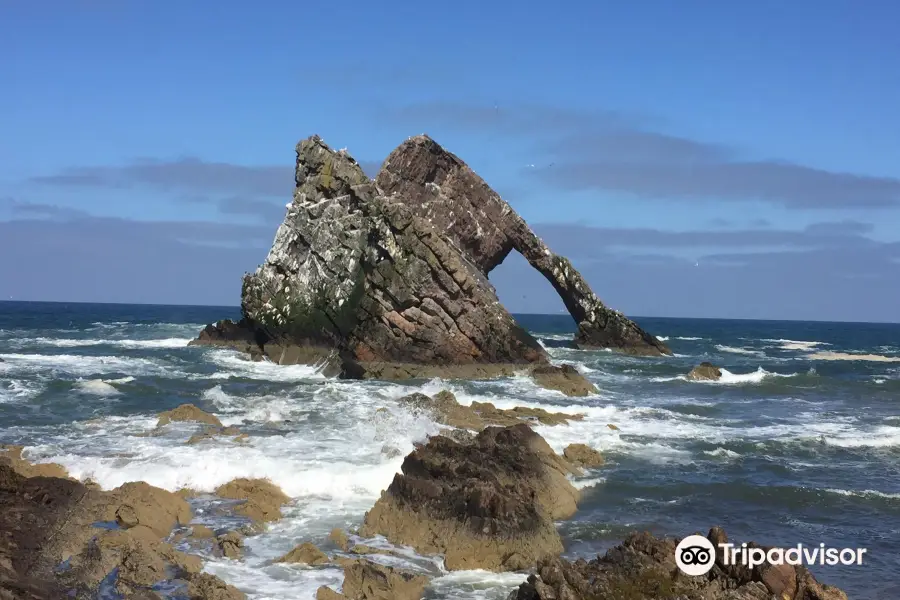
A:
[375,135,670,356]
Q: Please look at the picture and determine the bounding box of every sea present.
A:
[1,300,898,600]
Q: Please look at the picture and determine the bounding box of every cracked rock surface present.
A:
[191,134,668,379]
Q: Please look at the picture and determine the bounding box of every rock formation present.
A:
[508,527,848,600]
[376,135,669,355]
[688,362,723,381]
[360,423,579,571]
[316,559,430,600]
[0,459,244,599]
[191,134,669,380]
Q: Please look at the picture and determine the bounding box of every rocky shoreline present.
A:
[1,397,849,600]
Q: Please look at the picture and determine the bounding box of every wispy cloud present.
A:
[387,101,900,210]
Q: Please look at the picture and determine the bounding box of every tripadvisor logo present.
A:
[675,535,867,576]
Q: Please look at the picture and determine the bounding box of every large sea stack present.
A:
[191,135,669,379]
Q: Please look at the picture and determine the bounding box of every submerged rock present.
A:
[507,527,848,600]
[215,531,244,559]
[688,362,723,381]
[157,404,223,428]
[191,135,668,381]
[360,423,579,571]
[397,390,583,431]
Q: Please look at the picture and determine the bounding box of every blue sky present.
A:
[2,0,899,321]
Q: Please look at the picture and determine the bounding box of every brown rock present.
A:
[687,362,723,381]
[191,524,215,539]
[0,463,239,599]
[157,404,223,428]
[277,541,329,565]
[214,478,290,524]
[607,424,619,431]
[398,390,583,431]
[530,364,598,397]
[341,559,429,600]
[328,528,350,551]
[563,444,604,468]
[316,586,348,600]
[187,572,247,600]
[377,135,670,356]
[215,531,244,559]
[360,424,579,571]
[507,527,848,600]
[0,445,71,480]
[109,481,193,537]
[191,135,669,382]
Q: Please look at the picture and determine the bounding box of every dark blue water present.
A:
[1,301,899,599]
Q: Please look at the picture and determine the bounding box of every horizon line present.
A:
[1,299,897,326]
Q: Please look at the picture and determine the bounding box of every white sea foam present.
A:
[656,336,670,341]
[0,379,43,404]
[715,345,766,357]
[825,488,900,500]
[206,351,329,382]
[73,379,122,396]
[763,339,828,351]
[8,337,192,349]
[674,336,702,341]
[0,352,182,378]
[653,367,796,385]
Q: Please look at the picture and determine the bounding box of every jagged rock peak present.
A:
[190,133,669,380]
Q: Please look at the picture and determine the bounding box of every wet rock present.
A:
[398,390,583,431]
[215,531,244,559]
[530,364,598,397]
[360,424,579,571]
[187,425,246,445]
[191,524,215,539]
[687,361,723,381]
[277,541,329,565]
[110,481,193,538]
[0,445,71,480]
[562,444,604,468]
[214,478,290,524]
[340,559,429,600]
[316,586,348,600]
[0,462,239,599]
[328,528,350,551]
[506,528,848,600]
[607,423,619,431]
[187,572,247,600]
[157,404,223,428]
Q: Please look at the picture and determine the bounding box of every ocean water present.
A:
[1,300,899,599]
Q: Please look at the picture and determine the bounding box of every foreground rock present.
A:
[214,478,290,524]
[508,527,847,600]
[1,445,72,480]
[0,461,244,599]
[316,559,429,600]
[191,135,668,381]
[688,362,723,381]
[397,390,584,431]
[360,424,579,571]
